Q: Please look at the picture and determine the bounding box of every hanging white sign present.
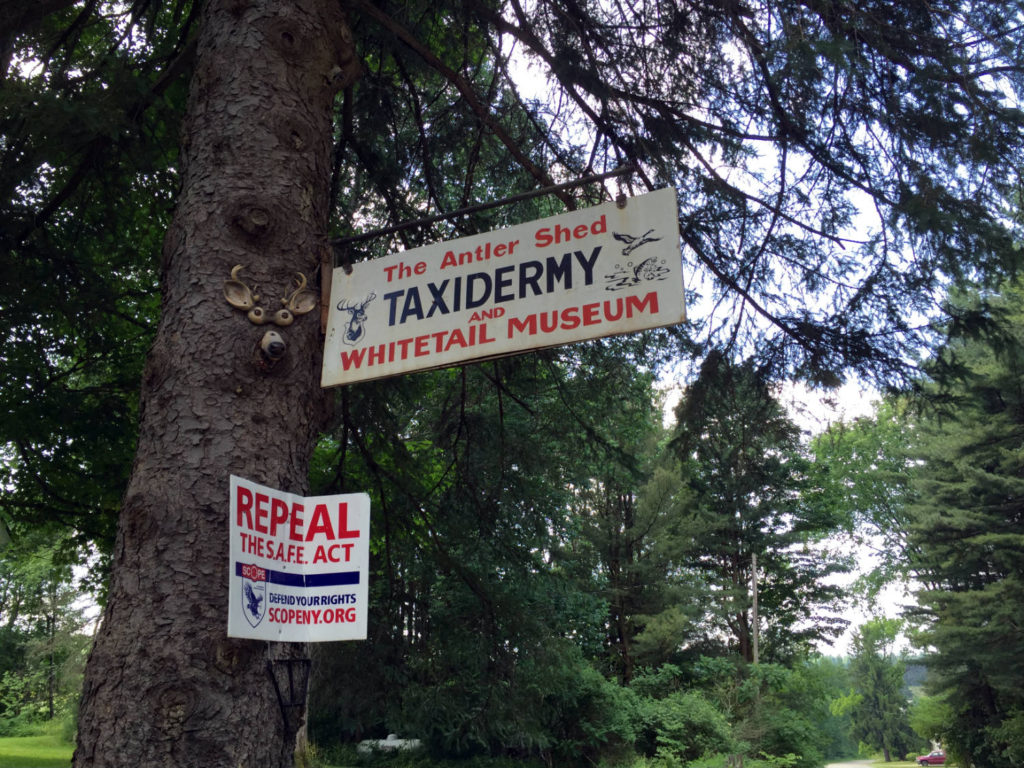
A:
[321,187,685,387]
[227,475,370,642]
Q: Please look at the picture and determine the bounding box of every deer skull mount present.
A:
[223,265,317,370]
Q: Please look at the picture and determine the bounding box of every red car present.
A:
[918,751,946,766]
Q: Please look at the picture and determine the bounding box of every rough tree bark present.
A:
[74,2,357,765]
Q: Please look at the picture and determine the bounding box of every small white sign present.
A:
[322,188,685,387]
[227,476,370,642]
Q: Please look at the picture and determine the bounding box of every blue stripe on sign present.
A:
[235,562,360,587]
[267,569,305,587]
[305,571,360,587]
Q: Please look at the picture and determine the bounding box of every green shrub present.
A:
[638,690,734,763]
[542,662,640,766]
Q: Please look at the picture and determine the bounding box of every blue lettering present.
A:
[465,272,492,309]
[400,289,424,323]
[378,249,604,326]
[546,253,572,292]
[575,247,601,285]
[426,280,450,318]
[519,261,544,296]
[383,290,403,325]
[494,265,516,302]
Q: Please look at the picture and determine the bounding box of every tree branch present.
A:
[352,0,575,208]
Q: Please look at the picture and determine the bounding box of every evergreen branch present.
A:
[351,0,575,209]
[478,0,657,191]
[15,34,197,244]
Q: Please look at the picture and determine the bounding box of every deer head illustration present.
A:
[336,292,376,346]
[224,265,317,368]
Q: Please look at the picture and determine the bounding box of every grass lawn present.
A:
[0,733,73,768]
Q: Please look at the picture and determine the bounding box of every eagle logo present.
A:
[613,228,661,256]
[240,566,267,628]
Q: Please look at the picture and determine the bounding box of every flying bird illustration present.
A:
[613,228,661,256]
[244,582,263,618]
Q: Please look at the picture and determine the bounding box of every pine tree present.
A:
[842,619,916,762]
[671,355,849,661]
[64,2,359,765]
[908,282,1024,768]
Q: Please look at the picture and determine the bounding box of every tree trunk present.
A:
[74,2,357,766]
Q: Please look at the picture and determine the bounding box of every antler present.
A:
[226,267,317,327]
[281,272,317,316]
[262,272,316,327]
[223,265,260,310]
[224,265,273,324]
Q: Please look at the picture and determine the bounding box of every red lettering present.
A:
[604,297,624,321]
[382,260,426,282]
[444,328,468,351]
[505,289,662,340]
[535,216,605,248]
[322,607,357,623]
[270,497,289,536]
[306,503,334,541]
[254,493,269,534]
[289,503,304,541]
[627,291,659,315]
[236,486,254,529]
[240,563,266,581]
[339,347,365,370]
[561,306,580,330]
[336,503,360,539]
[507,315,537,336]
